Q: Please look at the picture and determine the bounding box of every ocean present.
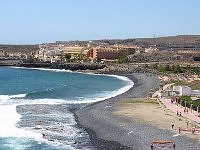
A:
[0,66,133,150]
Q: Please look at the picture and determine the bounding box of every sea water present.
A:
[0,67,133,149]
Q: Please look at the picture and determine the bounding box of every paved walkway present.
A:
[160,98,200,124]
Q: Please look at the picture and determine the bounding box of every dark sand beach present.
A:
[75,73,200,150]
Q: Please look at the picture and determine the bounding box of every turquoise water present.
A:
[0,67,133,150]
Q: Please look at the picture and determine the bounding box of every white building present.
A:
[37,43,64,62]
[191,90,200,97]
[173,86,200,96]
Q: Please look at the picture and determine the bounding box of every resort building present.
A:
[63,46,84,55]
[87,46,137,61]
[86,48,97,60]
[63,46,90,60]
[37,43,64,62]
[173,86,200,97]
[96,48,119,60]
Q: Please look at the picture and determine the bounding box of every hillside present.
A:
[0,44,39,52]
[135,35,200,45]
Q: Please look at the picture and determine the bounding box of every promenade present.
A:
[152,82,200,124]
[160,98,200,124]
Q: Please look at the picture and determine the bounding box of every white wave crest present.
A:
[0,105,42,140]
[0,94,27,101]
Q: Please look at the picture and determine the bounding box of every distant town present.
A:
[0,35,200,65]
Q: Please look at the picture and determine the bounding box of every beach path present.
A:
[160,98,200,124]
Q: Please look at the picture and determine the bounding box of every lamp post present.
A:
[191,104,193,113]
[185,101,187,109]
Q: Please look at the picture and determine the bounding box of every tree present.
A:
[118,54,128,63]
[64,54,71,60]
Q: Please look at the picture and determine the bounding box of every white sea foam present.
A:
[0,98,67,106]
[0,105,42,140]
[0,94,27,101]
[27,98,67,105]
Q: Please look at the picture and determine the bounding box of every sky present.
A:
[0,0,200,44]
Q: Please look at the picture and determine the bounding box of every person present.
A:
[192,128,195,134]
[151,144,153,150]
[172,123,174,129]
[179,112,182,117]
[178,127,181,134]
[177,111,179,116]
[173,143,176,149]
[186,122,189,128]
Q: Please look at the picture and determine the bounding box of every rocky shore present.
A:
[17,62,106,71]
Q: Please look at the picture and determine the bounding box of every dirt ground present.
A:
[114,99,200,142]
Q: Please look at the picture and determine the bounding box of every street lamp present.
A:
[191,104,193,113]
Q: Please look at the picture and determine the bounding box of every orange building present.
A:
[96,48,119,60]
[87,48,97,60]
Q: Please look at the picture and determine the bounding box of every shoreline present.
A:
[75,73,200,150]
[1,66,135,149]
[2,66,200,149]
[72,74,140,150]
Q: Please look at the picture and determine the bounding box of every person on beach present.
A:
[179,112,182,117]
[177,111,179,116]
[151,144,153,150]
[179,127,181,133]
[192,128,195,134]
[186,122,189,128]
[173,143,176,149]
[172,123,174,129]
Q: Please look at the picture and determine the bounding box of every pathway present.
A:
[160,98,200,124]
